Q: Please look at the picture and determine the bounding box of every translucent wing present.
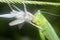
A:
[9,19,25,26]
[18,22,25,29]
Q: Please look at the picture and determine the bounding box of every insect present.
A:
[0,1,60,29]
[0,1,42,29]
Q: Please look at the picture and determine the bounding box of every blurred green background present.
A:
[0,0,60,40]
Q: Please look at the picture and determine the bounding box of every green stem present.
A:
[0,0,60,6]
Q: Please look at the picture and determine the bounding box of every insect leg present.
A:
[12,4,23,12]
[28,21,42,30]
[0,14,15,18]
[9,19,25,26]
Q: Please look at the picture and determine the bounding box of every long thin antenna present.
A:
[41,11,60,17]
[6,0,14,11]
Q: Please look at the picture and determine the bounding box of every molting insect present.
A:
[0,1,42,29]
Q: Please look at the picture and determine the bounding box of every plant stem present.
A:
[0,0,60,6]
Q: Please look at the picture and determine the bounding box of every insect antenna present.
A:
[40,10,60,17]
